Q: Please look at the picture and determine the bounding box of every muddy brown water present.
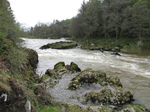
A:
[22,38,150,108]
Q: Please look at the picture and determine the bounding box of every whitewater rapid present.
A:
[22,38,150,78]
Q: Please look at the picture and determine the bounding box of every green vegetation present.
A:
[40,41,78,49]
[38,106,62,112]
[72,37,147,54]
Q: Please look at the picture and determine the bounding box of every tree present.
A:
[124,0,150,39]
[0,0,16,40]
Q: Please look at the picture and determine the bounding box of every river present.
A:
[22,38,150,108]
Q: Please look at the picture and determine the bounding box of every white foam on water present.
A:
[22,38,150,79]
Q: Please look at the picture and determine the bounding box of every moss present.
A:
[25,48,39,69]
[105,76,122,87]
[40,41,78,49]
[81,86,133,105]
[83,89,113,104]
[133,105,150,112]
[68,80,80,90]
[98,106,112,112]
[68,69,123,90]
[41,74,51,81]
[70,62,81,72]
[45,69,58,77]
[54,62,65,71]
[66,105,87,112]
[121,104,150,112]
[0,72,11,92]
[38,106,62,112]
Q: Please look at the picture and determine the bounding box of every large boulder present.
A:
[54,61,81,73]
[25,48,38,69]
[41,62,81,87]
[54,61,65,71]
[68,69,122,90]
[81,87,133,105]
[40,41,78,49]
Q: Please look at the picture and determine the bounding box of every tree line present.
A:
[28,19,71,39]
[28,0,150,41]
[0,0,26,54]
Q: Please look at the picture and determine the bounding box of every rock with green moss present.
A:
[70,62,81,72]
[41,73,60,87]
[54,61,81,73]
[104,76,122,87]
[54,62,65,70]
[98,106,113,112]
[40,41,78,49]
[45,69,60,78]
[82,87,133,105]
[120,104,150,112]
[68,80,80,90]
[68,69,122,90]
[42,62,81,87]
[66,105,87,112]
[25,48,38,69]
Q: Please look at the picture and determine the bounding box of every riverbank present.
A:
[71,37,150,55]
[0,46,63,112]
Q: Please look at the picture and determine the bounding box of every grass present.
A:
[0,72,11,92]
[38,106,62,112]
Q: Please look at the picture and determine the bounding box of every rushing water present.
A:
[22,38,150,108]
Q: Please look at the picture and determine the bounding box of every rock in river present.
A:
[40,41,78,49]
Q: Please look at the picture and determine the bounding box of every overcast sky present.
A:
[8,0,88,27]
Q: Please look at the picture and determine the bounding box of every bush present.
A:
[6,47,28,73]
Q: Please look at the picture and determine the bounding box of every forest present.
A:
[28,0,150,52]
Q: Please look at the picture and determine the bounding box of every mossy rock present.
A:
[66,105,87,112]
[41,70,61,87]
[82,87,133,105]
[45,69,58,77]
[83,89,113,104]
[70,62,81,72]
[25,48,38,69]
[68,69,122,90]
[68,80,80,90]
[54,61,81,74]
[104,76,122,87]
[41,74,51,81]
[121,104,150,112]
[98,106,112,112]
[40,41,78,49]
[54,62,65,71]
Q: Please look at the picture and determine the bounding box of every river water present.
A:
[22,38,150,108]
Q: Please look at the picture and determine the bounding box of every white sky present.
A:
[8,0,88,27]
